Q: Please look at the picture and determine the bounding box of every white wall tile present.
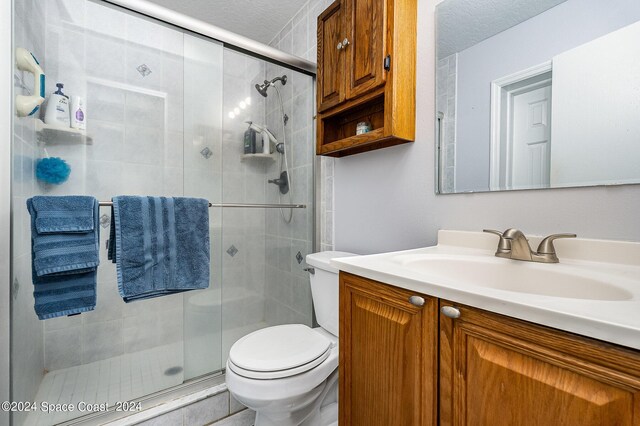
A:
[45,327,83,370]
[82,319,124,363]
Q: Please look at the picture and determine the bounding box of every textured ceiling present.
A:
[145,0,305,43]
[437,0,568,58]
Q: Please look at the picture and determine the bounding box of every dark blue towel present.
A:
[108,196,210,302]
[27,196,99,320]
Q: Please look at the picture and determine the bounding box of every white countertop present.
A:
[331,230,640,350]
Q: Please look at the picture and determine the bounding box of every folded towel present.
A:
[108,196,210,302]
[27,196,100,320]
[30,196,96,233]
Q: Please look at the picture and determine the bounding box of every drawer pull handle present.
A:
[408,295,425,307]
[441,306,461,319]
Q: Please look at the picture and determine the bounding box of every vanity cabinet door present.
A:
[339,272,437,426]
[439,301,640,426]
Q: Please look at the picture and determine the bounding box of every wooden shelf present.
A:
[35,120,92,144]
[317,92,412,157]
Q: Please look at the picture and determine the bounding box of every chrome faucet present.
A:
[483,228,576,263]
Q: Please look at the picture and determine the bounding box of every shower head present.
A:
[254,74,288,97]
[255,82,269,97]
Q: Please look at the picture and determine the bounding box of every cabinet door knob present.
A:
[342,38,350,47]
[440,306,461,319]
[337,42,343,50]
[408,295,425,307]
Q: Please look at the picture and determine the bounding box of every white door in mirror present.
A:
[511,84,551,189]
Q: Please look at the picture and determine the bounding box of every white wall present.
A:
[551,21,640,186]
[454,0,640,191]
[333,0,640,255]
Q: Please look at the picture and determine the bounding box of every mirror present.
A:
[435,0,640,193]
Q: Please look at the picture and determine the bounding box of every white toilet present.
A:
[226,251,355,426]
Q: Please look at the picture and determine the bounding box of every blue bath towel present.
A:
[27,196,100,320]
[108,196,210,302]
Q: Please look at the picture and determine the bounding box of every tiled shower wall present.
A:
[262,4,319,327]
[436,53,457,193]
[268,0,336,253]
[11,1,46,424]
[219,48,269,358]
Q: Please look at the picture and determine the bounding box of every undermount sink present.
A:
[392,254,634,301]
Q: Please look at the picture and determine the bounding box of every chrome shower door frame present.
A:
[1,0,13,424]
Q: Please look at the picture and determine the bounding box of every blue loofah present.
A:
[36,157,71,185]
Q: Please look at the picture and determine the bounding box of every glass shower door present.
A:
[182,34,224,380]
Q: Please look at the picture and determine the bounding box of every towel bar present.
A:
[98,201,306,209]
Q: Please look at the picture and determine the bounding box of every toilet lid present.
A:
[228,324,332,374]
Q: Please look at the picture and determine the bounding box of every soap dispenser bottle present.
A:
[244,121,257,154]
[44,83,70,128]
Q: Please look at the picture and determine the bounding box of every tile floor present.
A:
[23,320,268,426]
[24,343,183,426]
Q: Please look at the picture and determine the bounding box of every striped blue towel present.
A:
[108,196,210,302]
[27,196,100,320]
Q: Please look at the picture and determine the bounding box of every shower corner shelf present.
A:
[35,120,93,145]
[241,153,276,162]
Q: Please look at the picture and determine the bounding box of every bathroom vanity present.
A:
[333,231,640,425]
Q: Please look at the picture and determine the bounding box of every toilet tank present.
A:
[306,251,356,337]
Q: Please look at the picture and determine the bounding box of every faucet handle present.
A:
[537,233,577,254]
[483,229,511,255]
[483,229,502,237]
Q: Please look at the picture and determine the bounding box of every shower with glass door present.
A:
[8,0,316,424]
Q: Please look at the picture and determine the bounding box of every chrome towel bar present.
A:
[98,201,306,209]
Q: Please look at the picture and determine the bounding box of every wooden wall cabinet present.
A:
[339,273,640,426]
[316,0,416,157]
[339,273,438,426]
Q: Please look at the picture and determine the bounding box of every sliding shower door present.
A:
[217,49,316,363]
[10,3,225,424]
[10,0,314,424]
[182,34,224,380]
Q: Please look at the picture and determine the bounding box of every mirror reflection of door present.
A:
[510,81,551,189]
[490,65,552,190]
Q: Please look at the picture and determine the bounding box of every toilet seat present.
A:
[228,324,333,380]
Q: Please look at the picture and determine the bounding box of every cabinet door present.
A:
[344,0,387,100]
[439,301,640,426]
[339,273,437,426]
[317,0,345,113]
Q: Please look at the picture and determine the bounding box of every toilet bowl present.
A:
[226,251,355,426]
